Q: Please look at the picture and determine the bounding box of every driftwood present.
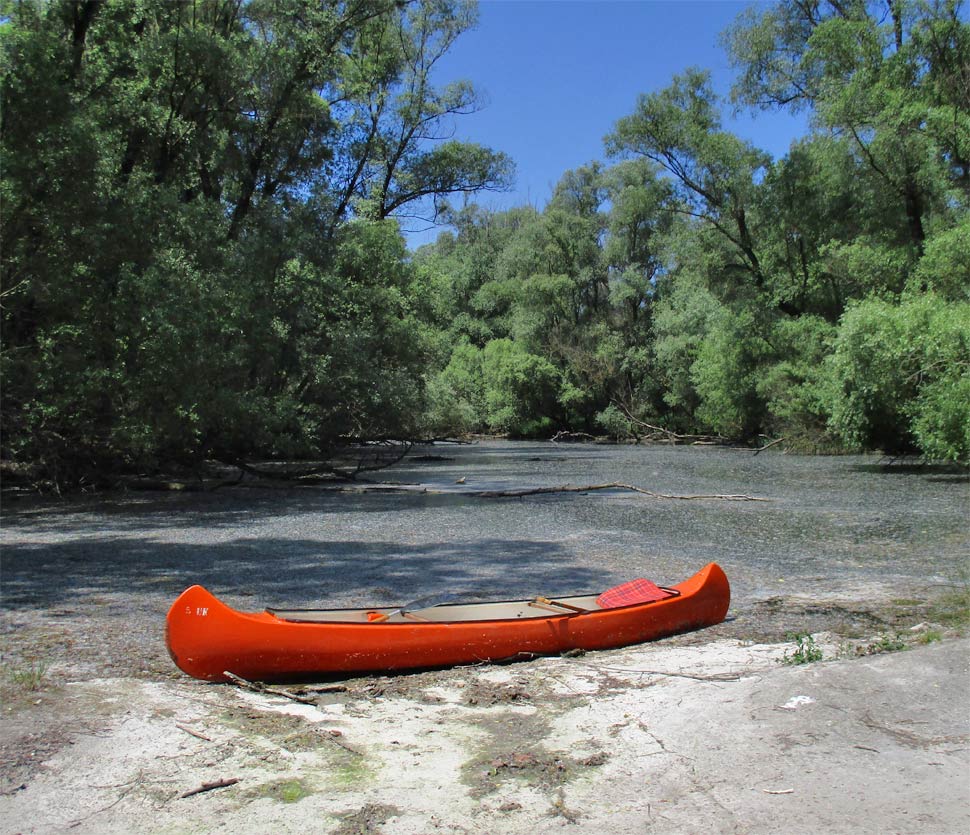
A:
[612,402,726,446]
[222,671,318,705]
[226,442,413,484]
[576,659,744,682]
[459,482,769,502]
[318,481,769,502]
[753,437,786,456]
[180,778,239,799]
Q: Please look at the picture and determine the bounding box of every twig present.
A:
[179,778,239,799]
[299,684,349,694]
[222,671,317,705]
[175,723,212,742]
[68,774,142,827]
[763,788,794,795]
[577,662,743,682]
[322,729,364,756]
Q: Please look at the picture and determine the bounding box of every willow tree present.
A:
[1,0,512,482]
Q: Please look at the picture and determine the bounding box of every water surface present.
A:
[3,441,967,614]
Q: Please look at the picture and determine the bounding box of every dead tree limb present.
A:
[551,430,597,443]
[612,402,726,445]
[463,482,769,502]
[219,441,414,485]
[753,437,786,456]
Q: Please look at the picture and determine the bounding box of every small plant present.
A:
[916,629,943,645]
[4,660,49,691]
[782,633,823,665]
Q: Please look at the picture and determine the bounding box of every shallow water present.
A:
[2,441,967,615]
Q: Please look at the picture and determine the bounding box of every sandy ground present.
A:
[2,631,968,835]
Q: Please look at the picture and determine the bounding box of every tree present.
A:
[605,69,797,316]
[824,293,970,459]
[726,0,970,256]
[0,0,513,482]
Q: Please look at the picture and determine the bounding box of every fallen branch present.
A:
[180,778,239,799]
[222,671,317,705]
[753,437,786,456]
[612,401,727,445]
[322,729,364,756]
[551,430,597,443]
[298,683,349,695]
[463,482,769,502]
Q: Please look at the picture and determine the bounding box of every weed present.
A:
[916,629,943,645]
[782,633,823,665]
[3,660,49,691]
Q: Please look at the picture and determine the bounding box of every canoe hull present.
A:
[165,563,730,682]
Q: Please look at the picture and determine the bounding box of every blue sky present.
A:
[405,0,810,247]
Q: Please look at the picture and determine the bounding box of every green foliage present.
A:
[595,404,635,440]
[915,629,943,645]
[825,294,970,459]
[690,308,771,439]
[481,340,559,436]
[756,316,837,441]
[913,218,970,301]
[3,660,49,692]
[3,0,968,478]
[1,0,511,482]
[867,633,907,654]
[425,341,487,435]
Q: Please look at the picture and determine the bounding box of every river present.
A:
[3,441,967,618]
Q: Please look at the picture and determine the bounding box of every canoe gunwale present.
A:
[264,585,682,626]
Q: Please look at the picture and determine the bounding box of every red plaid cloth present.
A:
[596,578,674,609]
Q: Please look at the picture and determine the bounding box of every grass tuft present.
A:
[3,660,50,692]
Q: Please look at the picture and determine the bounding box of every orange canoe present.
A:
[165,563,730,682]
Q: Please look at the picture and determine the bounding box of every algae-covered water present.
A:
[3,441,967,615]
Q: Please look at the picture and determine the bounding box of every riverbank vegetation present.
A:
[2,0,968,487]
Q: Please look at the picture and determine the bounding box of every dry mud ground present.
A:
[2,630,968,835]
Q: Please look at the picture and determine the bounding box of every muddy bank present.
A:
[2,631,968,834]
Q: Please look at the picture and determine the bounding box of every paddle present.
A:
[530,596,588,614]
[368,592,460,623]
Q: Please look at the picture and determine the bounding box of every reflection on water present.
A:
[2,441,968,612]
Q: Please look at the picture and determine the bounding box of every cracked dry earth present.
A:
[2,635,968,835]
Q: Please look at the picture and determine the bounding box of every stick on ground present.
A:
[180,778,240,799]
[222,671,317,705]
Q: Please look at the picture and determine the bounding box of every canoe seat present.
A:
[596,578,677,609]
